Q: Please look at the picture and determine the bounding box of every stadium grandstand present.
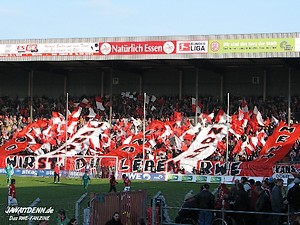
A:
[0,32,300,177]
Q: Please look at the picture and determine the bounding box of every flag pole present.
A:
[142,93,146,172]
[226,93,230,171]
[195,68,199,126]
[109,69,113,127]
[288,67,291,126]
[65,92,69,155]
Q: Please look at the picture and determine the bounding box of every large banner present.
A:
[209,38,295,53]
[1,155,300,177]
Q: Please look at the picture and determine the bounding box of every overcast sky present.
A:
[1,0,299,40]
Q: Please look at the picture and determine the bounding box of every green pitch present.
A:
[0,175,216,224]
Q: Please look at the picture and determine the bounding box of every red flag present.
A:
[106,144,142,160]
[215,109,227,123]
[257,122,300,163]
[173,111,182,123]
[232,139,243,154]
[0,136,29,156]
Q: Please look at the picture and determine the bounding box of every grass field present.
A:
[0,175,211,224]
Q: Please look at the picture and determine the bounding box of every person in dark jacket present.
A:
[271,178,284,225]
[229,179,239,209]
[194,184,215,225]
[105,212,123,225]
[232,183,249,225]
[232,183,249,211]
[288,178,300,213]
[175,193,199,224]
[255,186,272,225]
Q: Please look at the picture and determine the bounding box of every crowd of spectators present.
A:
[176,176,300,225]
[1,93,300,163]
[1,94,300,122]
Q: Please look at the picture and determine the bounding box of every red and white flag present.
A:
[241,100,248,112]
[87,107,96,118]
[171,124,227,172]
[199,112,214,124]
[253,106,264,126]
[95,96,105,111]
[192,98,202,113]
[215,109,227,124]
[80,98,89,108]
[67,107,82,136]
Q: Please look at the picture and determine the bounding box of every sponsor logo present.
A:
[100,43,112,55]
[153,174,165,181]
[182,175,193,182]
[280,41,293,51]
[196,176,207,182]
[210,41,220,52]
[177,41,208,53]
[210,176,222,183]
[163,41,175,54]
[142,173,151,180]
[168,175,179,181]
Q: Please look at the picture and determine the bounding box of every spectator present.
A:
[175,190,199,223]
[268,177,276,192]
[56,209,70,225]
[255,186,272,225]
[287,177,296,192]
[248,179,258,210]
[229,179,239,208]
[215,183,230,210]
[105,212,123,225]
[261,179,272,199]
[271,178,284,225]
[287,178,300,213]
[194,184,215,225]
[67,218,77,225]
[232,183,249,225]
[240,176,251,204]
